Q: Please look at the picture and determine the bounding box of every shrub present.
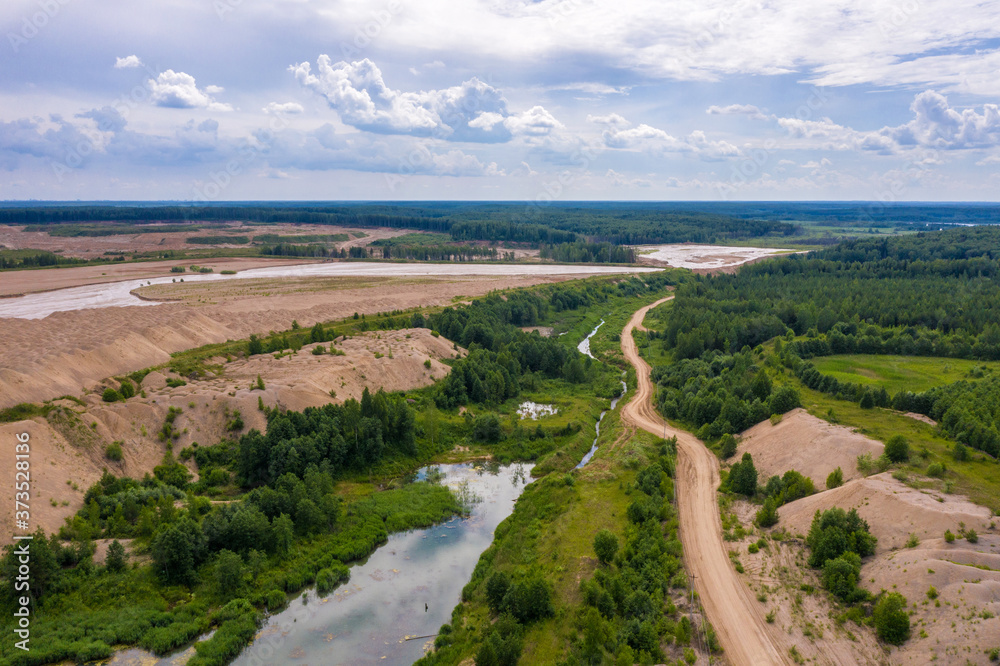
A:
[926,586,938,600]
[265,589,286,611]
[826,466,844,489]
[927,462,945,478]
[884,435,909,463]
[748,542,759,554]
[594,529,619,565]
[102,387,122,402]
[312,345,325,355]
[171,266,186,273]
[953,442,969,462]
[755,498,779,528]
[769,386,800,414]
[424,359,432,369]
[729,452,758,496]
[105,539,127,573]
[822,552,861,600]
[966,529,979,544]
[905,533,919,548]
[165,377,186,388]
[119,379,135,399]
[873,592,910,644]
[719,434,738,459]
[485,571,511,615]
[105,440,124,461]
[944,529,955,543]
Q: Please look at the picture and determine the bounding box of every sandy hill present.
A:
[736,407,884,488]
[777,474,998,664]
[1,328,460,540]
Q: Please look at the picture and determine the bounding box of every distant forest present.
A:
[0,202,801,245]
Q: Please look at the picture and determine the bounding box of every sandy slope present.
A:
[621,297,789,665]
[0,274,570,409]
[0,329,459,541]
[737,408,884,488]
[778,474,999,664]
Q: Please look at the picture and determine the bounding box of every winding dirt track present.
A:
[621,297,787,666]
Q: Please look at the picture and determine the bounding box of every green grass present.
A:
[811,354,999,394]
[252,233,350,244]
[770,361,1000,515]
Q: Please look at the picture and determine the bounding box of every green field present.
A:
[811,354,999,394]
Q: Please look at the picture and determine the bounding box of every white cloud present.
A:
[263,102,305,115]
[148,70,232,111]
[706,104,767,120]
[290,57,560,142]
[114,55,143,69]
[592,115,740,160]
[606,169,652,188]
[976,155,1000,166]
[773,90,1000,154]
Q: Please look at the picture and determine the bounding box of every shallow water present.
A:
[575,319,626,468]
[0,263,660,319]
[104,462,531,666]
[231,462,532,666]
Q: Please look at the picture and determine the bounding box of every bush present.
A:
[826,466,844,489]
[926,586,938,600]
[873,592,910,644]
[485,571,511,615]
[719,434,738,459]
[729,452,758,496]
[102,387,122,402]
[927,462,945,478]
[105,539,127,573]
[884,435,909,463]
[944,529,955,543]
[594,529,619,565]
[953,442,969,462]
[966,528,979,544]
[105,441,124,462]
[312,345,325,355]
[769,386,800,414]
[755,498,779,528]
[265,589,286,611]
[119,379,135,399]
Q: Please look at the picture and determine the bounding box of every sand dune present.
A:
[737,408,884,488]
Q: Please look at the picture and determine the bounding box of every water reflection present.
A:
[231,462,532,666]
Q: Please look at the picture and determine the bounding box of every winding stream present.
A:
[575,319,626,468]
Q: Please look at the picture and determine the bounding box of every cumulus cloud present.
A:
[148,70,233,111]
[263,102,304,115]
[706,104,768,120]
[773,90,1000,154]
[591,115,740,160]
[114,55,143,69]
[289,57,560,142]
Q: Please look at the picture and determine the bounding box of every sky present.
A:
[1,0,999,201]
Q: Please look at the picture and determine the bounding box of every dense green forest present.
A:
[649,227,1000,454]
[0,202,797,246]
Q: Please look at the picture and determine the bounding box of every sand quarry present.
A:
[635,243,793,271]
[725,408,999,665]
[0,328,461,540]
[0,270,604,409]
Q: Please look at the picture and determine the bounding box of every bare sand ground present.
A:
[635,244,794,272]
[737,408,885,488]
[778,475,999,665]
[0,222,401,262]
[0,274,575,409]
[0,256,316,297]
[0,328,460,541]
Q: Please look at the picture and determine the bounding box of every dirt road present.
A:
[620,297,787,666]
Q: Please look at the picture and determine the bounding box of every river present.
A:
[105,462,532,666]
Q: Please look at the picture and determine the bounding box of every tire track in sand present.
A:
[620,296,788,666]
